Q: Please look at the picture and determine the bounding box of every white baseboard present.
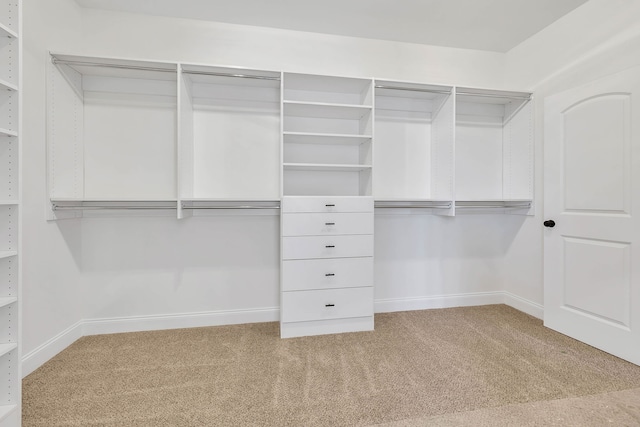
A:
[374,291,544,320]
[502,292,544,319]
[374,291,505,313]
[81,307,280,336]
[22,321,83,377]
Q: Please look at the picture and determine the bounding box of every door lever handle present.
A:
[544,220,556,228]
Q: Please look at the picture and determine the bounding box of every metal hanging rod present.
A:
[456,91,531,101]
[52,58,177,74]
[375,85,451,95]
[455,201,531,208]
[375,202,452,209]
[182,205,280,210]
[52,205,176,211]
[182,69,280,81]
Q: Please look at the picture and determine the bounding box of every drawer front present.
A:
[281,287,373,323]
[282,235,373,260]
[282,257,373,291]
[282,197,373,213]
[282,213,373,236]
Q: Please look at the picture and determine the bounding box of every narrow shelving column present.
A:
[0,0,19,424]
[280,73,375,338]
[455,87,533,213]
[373,81,455,215]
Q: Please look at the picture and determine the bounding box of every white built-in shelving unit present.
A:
[282,73,373,197]
[0,0,19,424]
[46,53,534,339]
[280,74,375,338]
[47,54,533,217]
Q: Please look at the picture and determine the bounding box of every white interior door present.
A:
[544,67,640,365]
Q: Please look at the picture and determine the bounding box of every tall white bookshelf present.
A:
[0,0,19,424]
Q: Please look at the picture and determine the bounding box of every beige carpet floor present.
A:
[23,305,640,426]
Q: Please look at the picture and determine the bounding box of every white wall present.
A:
[501,0,640,308]
[21,0,85,375]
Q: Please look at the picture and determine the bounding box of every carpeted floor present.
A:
[22,305,640,426]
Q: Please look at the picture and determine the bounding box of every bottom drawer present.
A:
[281,287,373,323]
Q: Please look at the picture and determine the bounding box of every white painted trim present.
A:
[374,291,504,313]
[375,291,544,319]
[502,292,544,319]
[21,321,83,377]
[81,307,280,336]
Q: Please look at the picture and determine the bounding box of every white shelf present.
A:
[0,200,17,205]
[456,87,532,105]
[0,297,16,309]
[0,78,17,92]
[0,251,17,260]
[283,132,372,145]
[0,22,16,39]
[0,343,16,358]
[375,199,453,209]
[284,101,372,120]
[0,404,17,422]
[0,128,17,137]
[284,163,372,172]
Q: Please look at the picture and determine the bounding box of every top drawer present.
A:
[282,197,373,213]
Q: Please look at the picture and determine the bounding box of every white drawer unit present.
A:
[281,287,374,323]
[282,257,374,291]
[281,212,373,236]
[282,235,373,260]
[282,196,373,213]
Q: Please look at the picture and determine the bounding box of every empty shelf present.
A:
[284,101,372,120]
[0,251,17,260]
[0,128,17,137]
[283,163,372,172]
[0,297,17,309]
[0,22,17,39]
[283,132,372,145]
[0,404,17,422]
[0,343,17,358]
[0,78,17,92]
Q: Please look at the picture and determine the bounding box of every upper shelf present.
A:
[181,64,280,89]
[375,80,452,99]
[456,87,532,105]
[283,132,371,145]
[51,54,178,81]
[284,101,372,120]
[284,163,372,172]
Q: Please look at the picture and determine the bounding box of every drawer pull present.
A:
[325,273,335,277]
[325,222,335,226]
[325,303,335,307]
[325,245,335,248]
[325,204,335,207]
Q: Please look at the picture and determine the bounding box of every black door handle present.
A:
[544,220,556,228]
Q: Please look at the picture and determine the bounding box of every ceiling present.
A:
[74,0,589,52]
